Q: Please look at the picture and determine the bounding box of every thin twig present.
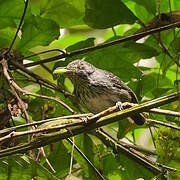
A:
[147,119,180,131]
[1,58,31,123]
[69,137,75,175]
[118,140,156,155]
[149,127,156,149]
[41,147,56,174]
[6,0,29,53]
[40,64,53,75]
[0,92,179,157]
[96,128,177,173]
[3,59,74,113]
[148,108,180,117]
[19,88,74,114]
[0,119,83,144]
[23,21,180,68]
[0,93,180,143]
[17,49,66,61]
[92,129,162,175]
[67,138,105,180]
[0,114,90,136]
[10,60,70,96]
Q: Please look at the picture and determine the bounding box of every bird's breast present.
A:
[78,90,118,114]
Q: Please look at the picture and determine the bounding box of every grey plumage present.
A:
[67,60,145,125]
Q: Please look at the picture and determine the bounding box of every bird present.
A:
[66,60,145,125]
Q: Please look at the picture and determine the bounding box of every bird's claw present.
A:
[116,101,123,110]
[81,116,89,124]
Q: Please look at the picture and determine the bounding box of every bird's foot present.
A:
[80,116,89,124]
[116,101,123,111]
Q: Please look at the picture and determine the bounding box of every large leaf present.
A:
[140,72,174,98]
[63,135,89,178]
[17,15,60,52]
[84,0,138,29]
[122,0,155,23]
[0,0,25,29]
[103,153,154,179]
[116,153,154,179]
[44,142,71,177]
[40,0,85,27]
[83,134,99,180]
[130,0,156,15]
[0,154,58,179]
[0,28,20,49]
[65,38,158,81]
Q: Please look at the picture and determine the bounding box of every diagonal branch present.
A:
[0,92,179,157]
[148,108,180,117]
[1,58,30,123]
[91,129,162,175]
[2,58,74,114]
[67,138,105,180]
[6,0,29,54]
[23,21,180,68]
[10,60,71,96]
[147,119,180,131]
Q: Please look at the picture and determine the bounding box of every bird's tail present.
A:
[130,113,146,125]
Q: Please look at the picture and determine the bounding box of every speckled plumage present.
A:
[67,60,145,125]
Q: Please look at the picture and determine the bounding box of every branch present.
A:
[9,60,71,96]
[23,21,180,68]
[2,58,74,114]
[148,108,180,117]
[6,0,29,53]
[147,119,180,131]
[92,128,176,174]
[117,140,156,156]
[0,114,90,136]
[0,92,179,157]
[1,58,30,123]
[67,138,105,180]
[91,129,161,175]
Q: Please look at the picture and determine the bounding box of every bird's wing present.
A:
[103,70,139,104]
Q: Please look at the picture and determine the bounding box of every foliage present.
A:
[0,0,180,179]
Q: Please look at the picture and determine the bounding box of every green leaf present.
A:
[130,0,156,15]
[40,0,85,27]
[66,37,95,53]
[0,154,58,180]
[122,0,154,23]
[17,15,60,51]
[63,135,89,178]
[84,0,138,29]
[117,119,131,139]
[155,127,180,165]
[0,0,25,29]
[44,142,71,177]
[116,154,154,179]
[141,72,174,98]
[64,77,74,94]
[83,134,99,180]
[0,28,20,49]
[65,38,158,81]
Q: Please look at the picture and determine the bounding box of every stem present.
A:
[24,21,180,68]
[6,0,29,53]
[0,92,179,157]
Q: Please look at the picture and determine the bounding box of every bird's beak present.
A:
[53,67,72,75]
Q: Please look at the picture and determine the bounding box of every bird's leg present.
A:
[116,101,137,111]
[116,101,136,134]
[80,116,90,124]
[115,101,123,111]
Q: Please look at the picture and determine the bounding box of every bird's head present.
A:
[66,60,95,82]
